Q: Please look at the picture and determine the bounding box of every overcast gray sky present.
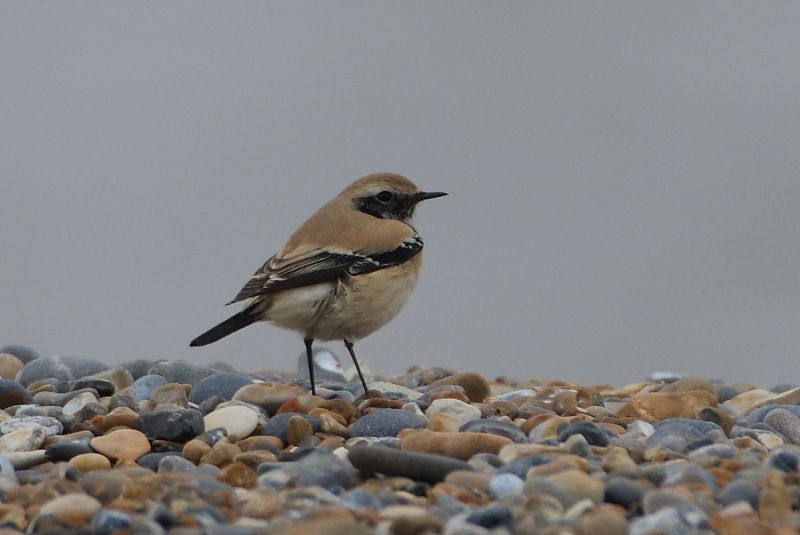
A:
[2,2,799,386]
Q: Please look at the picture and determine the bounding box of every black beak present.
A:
[415,191,448,202]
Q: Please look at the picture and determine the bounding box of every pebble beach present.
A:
[1,346,799,534]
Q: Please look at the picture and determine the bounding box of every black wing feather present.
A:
[228,235,423,304]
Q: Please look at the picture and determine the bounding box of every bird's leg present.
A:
[344,340,369,398]
[304,338,316,396]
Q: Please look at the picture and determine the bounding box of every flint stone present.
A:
[17,356,108,387]
[188,373,253,404]
[349,444,474,483]
[349,409,428,438]
[139,408,204,441]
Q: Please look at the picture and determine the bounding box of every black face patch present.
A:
[355,191,417,220]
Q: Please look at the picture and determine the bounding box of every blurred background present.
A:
[2,2,799,386]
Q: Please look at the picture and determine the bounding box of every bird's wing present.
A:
[227,234,423,304]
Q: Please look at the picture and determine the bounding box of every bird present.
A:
[190,172,447,397]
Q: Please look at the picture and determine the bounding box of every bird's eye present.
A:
[375,191,394,203]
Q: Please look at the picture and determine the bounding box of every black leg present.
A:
[344,340,369,398]
[304,338,316,396]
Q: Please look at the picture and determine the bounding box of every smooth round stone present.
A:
[564,433,592,457]
[401,430,512,460]
[158,454,198,473]
[233,383,306,414]
[580,506,629,535]
[764,409,800,445]
[557,421,612,447]
[0,344,40,364]
[120,358,162,380]
[628,506,708,535]
[278,449,354,491]
[39,493,102,526]
[548,469,605,504]
[662,463,718,489]
[188,373,252,404]
[0,415,63,436]
[646,419,723,452]
[85,367,135,392]
[69,378,115,397]
[746,404,800,425]
[203,405,258,441]
[497,388,537,401]
[459,419,528,443]
[147,361,217,385]
[0,378,33,409]
[17,356,108,387]
[366,381,424,401]
[489,473,524,498]
[90,429,151,461]
[466,505,513,530]
[342,489,383,511]
[137,451,182,471]
[426,398,481,427]
[62,391,100,417]
[91,509,132,535]
[687,442,735,460]
[349,409,427,438]
[139,408,204,441]
[0,426,47,453]
[349,444,473,483]
[5,450,47,469]
[0,353,24,379]
[262,412,320,444]
[129,374,168,402]
[717,384,745,403]
[45,441,93,462]
[497,455,550,478]
[768,450,799,472]
[719,480,759,509]
[604,477,646,510]
[69,453,112,472]
[425,372,490,403]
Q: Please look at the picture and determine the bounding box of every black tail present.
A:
[190,310,258,347]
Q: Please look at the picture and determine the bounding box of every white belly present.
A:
[256,257,421,341]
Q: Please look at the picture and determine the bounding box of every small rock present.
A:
[129,374,168,402]
[0,426,47,453]
[45,441,93,462]
[90,509,132,535]
[204,405,259,441]
[349,409,427,437]
[262,412,320,444]
[401,429,512,460]
[0,353,24,379]
[147,360,217,385]
[0,379,34,409]
[459,418,528,443]
[234,382,306,414]
[0,344,40,364]
[557,421,612,446]
[764,408,800,445]
[426,398,481,429]
[617,390,717,421]
[366,381,423,400]
[349,444,473,483]
[158,455,198,473]
[628,506,708,535]
[139,408,204,441]
[39,493,102,526]
[90,429,151,461]
[425,372,490,403]
[69,453,112,472]
[62,391,100,417]
[489,473,524,498]
[17,355,108,387]
[188,372,253,404]
[548,469,605,504]
[466,505,513,530]
[150,383,188,407]
[0,415,62,435]
[723,387,800,417]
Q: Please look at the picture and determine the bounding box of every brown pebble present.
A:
[90,429,151,461]
[69,453,111,472]
[400,430,512,460]
[580,504,629,535]
[309,408,349,436]
[39,493,102,527]
[616,390,717,422]
[200,442,241,468]
[697,406,735,435]
[444,470,492,492]
[182,439,211,464]
[0,504,27,531]
[218,461,258,488]
[481,400,519,419]
[99,406,140,431]
[389,514,443,535]
[287,414,314,447]
[234,383,305,414]
[426,372,490,403]
[0,353,24,379]
[151,383,189,407]
[234,450,278,469]
[237,435,284,452]
[320,398,354,423]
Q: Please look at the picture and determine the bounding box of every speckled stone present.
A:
[349,409,428,438]
[139,408,204,441]
[188,372,253,404]
[129,374,168,402]
[17,356,108,387]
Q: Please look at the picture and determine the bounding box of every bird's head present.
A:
[341,173,447,222]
